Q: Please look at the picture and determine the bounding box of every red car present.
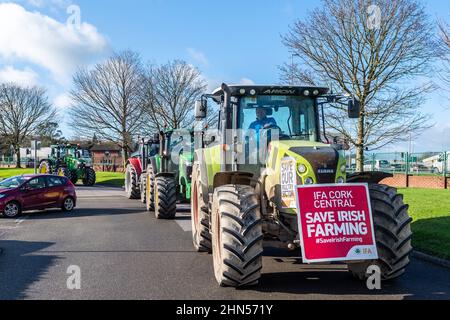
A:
[0,174,77,218]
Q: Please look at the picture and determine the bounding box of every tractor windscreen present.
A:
[239,95,317,141]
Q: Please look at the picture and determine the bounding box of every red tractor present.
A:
[125,135,160,201]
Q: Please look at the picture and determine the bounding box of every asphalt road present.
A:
[0,186,449,300]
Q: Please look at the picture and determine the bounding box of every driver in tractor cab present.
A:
[248,107,277,132]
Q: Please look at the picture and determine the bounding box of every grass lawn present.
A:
[0,168,124,187]
[400,188,450,260]
[0,168,34,179]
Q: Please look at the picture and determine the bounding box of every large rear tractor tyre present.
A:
[348,184,413,281]
[145,165,156,211]
[70,169,79,185]
[211,185,263,287]
[125,164,140,199]
[82,167,96,186]
[154,176,177,219]
[39,160,53,174]
[191,164,212,253]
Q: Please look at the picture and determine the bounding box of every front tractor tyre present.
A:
[154,176,177,219]
[191,164,212,253]
[145,165,156,211]
[57,167,74,182]
[82,167,96,186]
[211,185,263,287]
[140,174,147,204]
[125,164,140,199]
[347,184,413,281]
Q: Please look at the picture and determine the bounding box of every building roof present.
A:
[90,144,121,152]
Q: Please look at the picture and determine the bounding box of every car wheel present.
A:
[3,201,21,218]
[62,197,75,212]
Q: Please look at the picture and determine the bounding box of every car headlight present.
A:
[337,177,345,184]
[0,194,6,199]
[341,165,347,173]
[298,164,307,174]
[304,177,314,185]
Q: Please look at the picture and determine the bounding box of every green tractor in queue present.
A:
[39,144,96,186]
[191,84,413,287]
[143,129,194,219]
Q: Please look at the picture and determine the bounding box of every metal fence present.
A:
[345,151,450,176]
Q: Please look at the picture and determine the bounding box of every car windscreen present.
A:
[0,176,29,189]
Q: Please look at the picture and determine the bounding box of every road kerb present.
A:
[413,251,450,269]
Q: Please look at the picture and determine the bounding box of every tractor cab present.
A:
[196,84,359,180]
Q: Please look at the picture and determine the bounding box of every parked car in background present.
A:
[0,174,76,218]
[363,159,392,172]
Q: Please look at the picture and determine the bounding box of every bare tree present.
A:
[69,51,148,162]
[0,83,56,168]
[438,19,450,89]
[281,0,435,171]
[145,60,207,130]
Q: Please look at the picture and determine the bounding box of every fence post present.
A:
[371,153,375,171]
[444,152,448,189]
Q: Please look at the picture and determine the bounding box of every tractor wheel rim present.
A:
[64,198,74,211]
[5,203,18,217]
[40,164,48,174]
[193,183,199,229]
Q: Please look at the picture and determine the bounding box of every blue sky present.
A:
[0,0,449,152]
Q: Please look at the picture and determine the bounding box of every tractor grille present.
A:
[290,147,339,184]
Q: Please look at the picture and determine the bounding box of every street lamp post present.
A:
[290,53,300,86]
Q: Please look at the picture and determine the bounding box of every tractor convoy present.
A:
[39,144,96,186]
[126,83,413,288]
[125,129,194,219]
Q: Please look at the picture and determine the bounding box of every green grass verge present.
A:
[0,168,124,187]
[0,168,34,179]
[400,188,450,260]
[94,172,124,187]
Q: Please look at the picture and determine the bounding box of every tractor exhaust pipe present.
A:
[221,83,232,172]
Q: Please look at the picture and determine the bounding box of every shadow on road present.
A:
[25,207,145,220]
[0,240,58,300]
[254,247,450,300]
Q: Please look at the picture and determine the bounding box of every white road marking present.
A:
[175,219,192,232]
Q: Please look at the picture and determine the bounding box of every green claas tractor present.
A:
[39,144,96,186]
[143,129,194,219]
[191,84,412,287]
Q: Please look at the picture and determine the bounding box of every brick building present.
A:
[91,144,124,172]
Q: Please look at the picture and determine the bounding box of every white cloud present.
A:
[0,65,39,86]
[0,3,109,84]
[53,93,72,109]
[187,48,209,66]
[239,78,255,85]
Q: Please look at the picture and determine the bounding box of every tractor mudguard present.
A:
[213,172,255,189]
[194,150,210,205]
[128,157,143,177]
[347,171,393,184]
[149,157,159,175]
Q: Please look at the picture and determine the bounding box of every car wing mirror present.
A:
[195,100,207,120]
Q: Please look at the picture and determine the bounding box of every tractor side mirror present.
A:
[348,98,360,119]
[195,100,207,119]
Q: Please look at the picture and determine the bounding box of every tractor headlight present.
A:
[298,164,307,174]
[337,177,345,184]
[304,177,314,185]
[340,164,347,173]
